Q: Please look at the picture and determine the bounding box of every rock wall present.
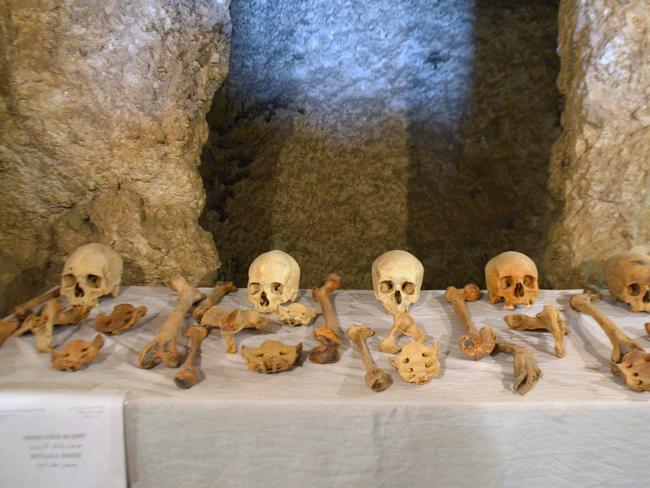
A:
[0,0,230,314]
[201,0,561,288]
[544,0,650,287]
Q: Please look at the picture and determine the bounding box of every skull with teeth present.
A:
[604,251,650,312]
[485,251,539,309]
[247,250,300,313]
[60,243,123,308]
[372,250,424,314]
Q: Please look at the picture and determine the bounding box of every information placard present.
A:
[0,390,126,488]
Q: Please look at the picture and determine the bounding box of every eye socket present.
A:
[62,274,76,288]
[380,280,393,293]
[248,282,261,295]
[627,283,641,296]
[523,275,536,288]
[271,282,284,295]
[499,276,513,289]
[402,282,416,295]
[86,274,102,289]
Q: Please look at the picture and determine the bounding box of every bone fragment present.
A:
[347,324,392,392]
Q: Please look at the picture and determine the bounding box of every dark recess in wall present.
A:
[200,0,562,289]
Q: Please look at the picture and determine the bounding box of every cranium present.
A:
[51,334,104,371]
[390,341,441,385]
[247,250,300,313]
[485,251,539,309]
[372,250,424,314]
[604,251,650,312]
[60,243,123,308]
[241,340,302,374]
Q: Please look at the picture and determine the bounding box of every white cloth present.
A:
[1,287,649,487]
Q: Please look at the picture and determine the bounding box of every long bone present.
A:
[137,276,202,369]
[0,317,19,345]
[494,341,542,395]
[12,287,61,319]
[347,324,392,392]
[192,282,238,322]
[504,305,569,358]
[570,288,650,392]
[174,326,210,389]
[309,273,343,364]
[379,313,426,354]
[444,284,496,360]
[201,306,270,353]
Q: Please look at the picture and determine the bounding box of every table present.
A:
[1,287,649,487]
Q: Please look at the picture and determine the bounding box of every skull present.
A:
[51,334,104,371]
[390,341,440,385]
[247,250,300,313]
[604,251,650,312]
[60,243,123,308]
[240,340,302,374]
[372,250,424,314]
[485,251,539,309]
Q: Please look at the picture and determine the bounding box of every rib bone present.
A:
[444,284,496,360]
[347,324,392,392]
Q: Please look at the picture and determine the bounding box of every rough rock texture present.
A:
[0,0,230,314]
[544,0,650,287]
[201,0,561,288]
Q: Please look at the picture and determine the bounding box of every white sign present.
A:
[0,390,126,488]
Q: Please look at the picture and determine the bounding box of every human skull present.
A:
[390,341,440,385]
[372,250,424,314]
[60,243,123,308]
[485,251,539,309]
[247,250,300,313]
[51,334,104,372]
[240,340,302,374]
[604,251,650,312]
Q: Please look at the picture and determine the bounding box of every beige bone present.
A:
[378,313,426,354]
[0,317,19,345]
[494,341,542,395]
[95,304,148,335]
[277,303,318,326]
[309,273,344,364]
[12,287,60,319]
[137,276,202,369]
[201,306,270,353]
[192,282,238,321]
[504,305,569,358]
[444,284,496,360]
[174,326,210,389]
[390,341,441,385]
[241,340,303,374]
[347,324,392,392]
[570,288,650,392]
[51,334,104,371]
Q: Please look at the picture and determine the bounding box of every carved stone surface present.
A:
[0,0,231,314]
[544,0,650,287]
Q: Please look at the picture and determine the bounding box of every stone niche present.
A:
[200,0,563,289]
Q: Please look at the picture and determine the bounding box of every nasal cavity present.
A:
[74,283,85,297]
[515,283,524,297]
[395,290,402,304]
[260,291,269,307]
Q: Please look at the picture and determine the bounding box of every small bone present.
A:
[51,334,104,371]
[504,305,569,357]
[390,341,441,385]
[137,276,202,369]
[277,303,318,326]
[444,284,496,360]
[192,282,238,321]
[201,306,270,353]
[12,286,60,319]
[309,273,344,364]
[347,324,392,392]
[174,326,209,389]
[241,340,303,374]
[378,312,426,354]
[95,304,148,335]
[494,341,542,395]
[0,317,19,345]
[570,289,650,392]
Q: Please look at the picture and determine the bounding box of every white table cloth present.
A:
[1,286,649,487]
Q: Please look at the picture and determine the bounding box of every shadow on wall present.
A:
[200,0,562,289]
[407,0,562,289]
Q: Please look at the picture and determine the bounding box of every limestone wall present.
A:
[0,0,230,314]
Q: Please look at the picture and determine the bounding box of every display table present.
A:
[1,286,649,487]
